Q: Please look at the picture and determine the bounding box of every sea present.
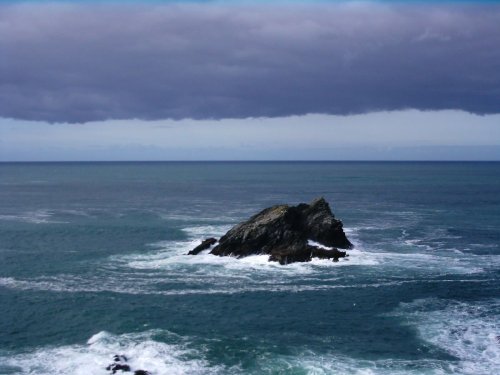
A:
[0,161,499,375]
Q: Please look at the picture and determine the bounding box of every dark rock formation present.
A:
[106,355,149,375]
[188,237,217,255]
[188,197,352,265]
[106,363,131,373]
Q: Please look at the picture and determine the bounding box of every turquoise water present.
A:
[0,162,499,374]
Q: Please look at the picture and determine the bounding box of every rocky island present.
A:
[188,197,352,265]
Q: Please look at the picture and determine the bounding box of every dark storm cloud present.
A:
[1,3,500,123]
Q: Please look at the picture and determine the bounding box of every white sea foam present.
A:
[130,226,376,270]
[3,329,487,375]
[263,352,452,375]
[257,299,500,374]
[0,276,152,295]
[0,209,66,224]
[307,239,331,249]
[348,226,488,275]
[5,326,496,375]
[403,239,434,251]
[125,236,372,276]
[393,298,500,375]
[0,330,223,375]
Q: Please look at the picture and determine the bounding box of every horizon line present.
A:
[2,160,500,163]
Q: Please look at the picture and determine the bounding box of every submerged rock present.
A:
[189,197,352,265]
[106,355,149,375]
[106,363,131,373]
[113,355,128,363]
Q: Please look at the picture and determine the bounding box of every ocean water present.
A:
[0,161,499,375]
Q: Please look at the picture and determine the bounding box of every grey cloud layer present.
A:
[1,3,500,123]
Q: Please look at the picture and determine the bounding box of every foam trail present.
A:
[0,275,495,298]
[393,298,500,375]
[0,209,66,224]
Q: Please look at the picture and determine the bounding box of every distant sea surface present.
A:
[0,162,499,375]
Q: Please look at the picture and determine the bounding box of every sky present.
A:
[1,0,499,160]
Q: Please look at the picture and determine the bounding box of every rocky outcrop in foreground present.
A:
[188,197,352,265]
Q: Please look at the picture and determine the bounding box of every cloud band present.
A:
[1,3,500,123]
